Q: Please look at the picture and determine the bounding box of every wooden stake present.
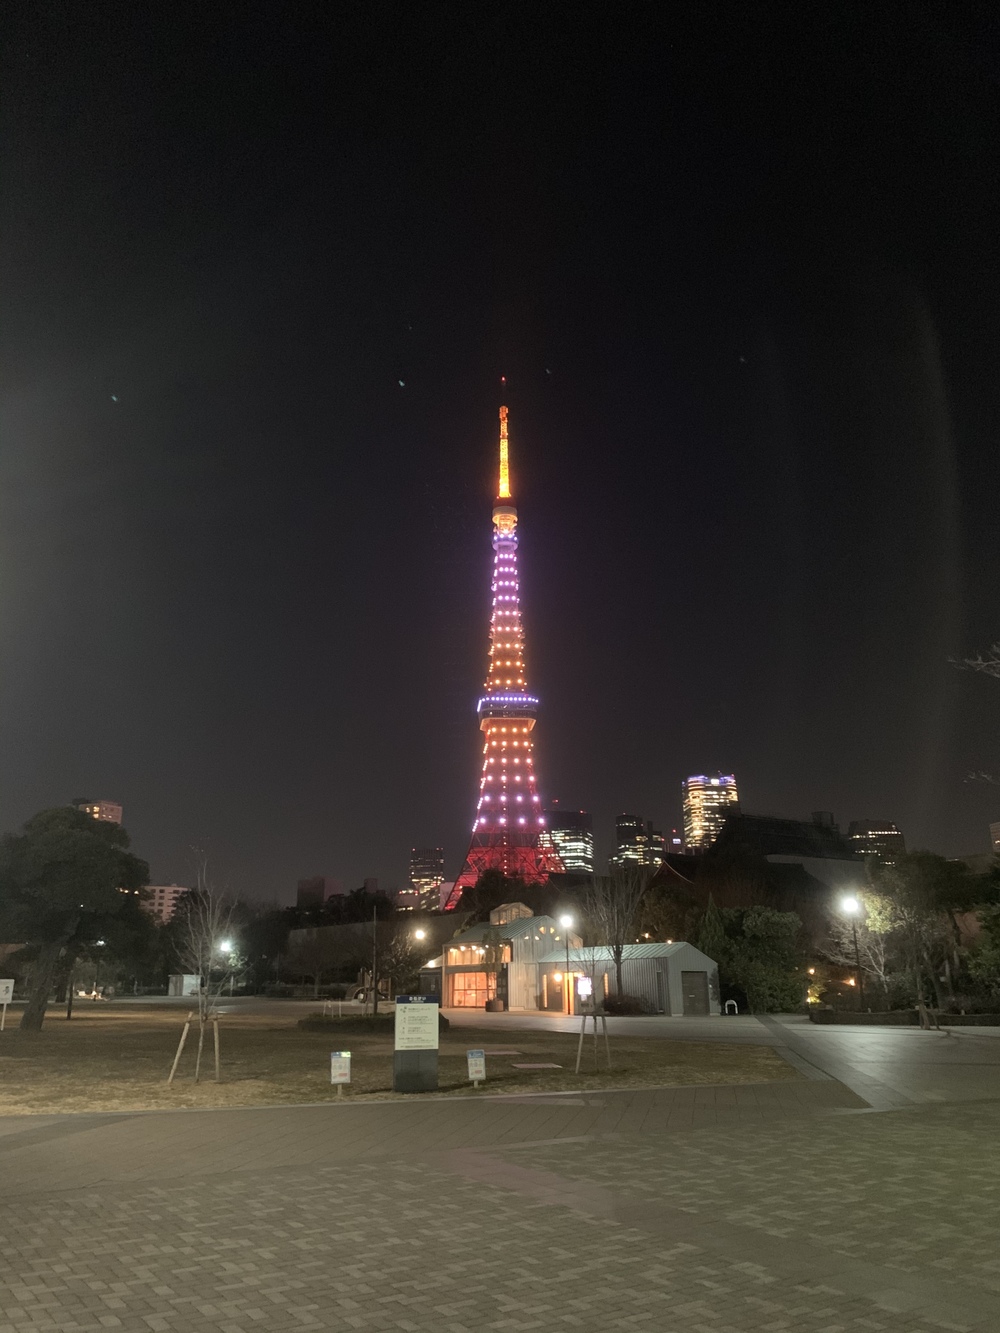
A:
[168,1013,193,1084]
[194,1020,206,1083]
[213,1017,221,1082]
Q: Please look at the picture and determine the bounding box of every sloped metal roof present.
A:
[537,942,695,964]
[450,915,561,943]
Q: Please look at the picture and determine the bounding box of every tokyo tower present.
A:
[447,405,564,907]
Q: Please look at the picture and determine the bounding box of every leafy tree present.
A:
[696,895,725,961]
[968,905,1000,995]
[0,807,148,1030]
[638,878,700,942]
[869,852,980,1010]
[711,906,805,1012]
[239,904,294,991]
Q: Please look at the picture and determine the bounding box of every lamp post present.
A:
[559,913,573,1015]
[840,896,865,1010]
[218,939,234,996]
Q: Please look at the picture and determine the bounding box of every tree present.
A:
[380,921,425,996]
[696,895,725,961]
[0,808,148,1031]
[706,906,805,1012]
[869,852,978,1011]
[481,923,506,1004]
[170,865,237,1081]
[824,892,896,1003]
[583,866,652,998]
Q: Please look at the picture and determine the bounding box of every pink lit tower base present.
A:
[446,405,564,908]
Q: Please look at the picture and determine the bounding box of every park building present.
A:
[420,902,719,1017]
[682,774,739,851]
[72,797,123,825]
[536,943,720,1017]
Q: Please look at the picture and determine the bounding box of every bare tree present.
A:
[168,854,237,1083]
[955,643,1000,679]
[583,866,653,999]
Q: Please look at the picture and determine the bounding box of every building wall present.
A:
[540,945,720,1015]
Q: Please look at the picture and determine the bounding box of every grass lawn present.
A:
[0,1006,799,1113]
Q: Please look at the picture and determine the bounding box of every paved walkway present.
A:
[2,1016,999,1332]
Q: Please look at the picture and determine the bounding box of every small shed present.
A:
[167,974,201,997]
[536,942,720,1016]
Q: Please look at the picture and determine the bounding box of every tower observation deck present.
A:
[447,405,564,906]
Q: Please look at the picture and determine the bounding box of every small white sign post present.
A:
[467,1049,486,1088]
[393,995,439,1092]
[0,979,12,1031]
[330,1050,351,1098]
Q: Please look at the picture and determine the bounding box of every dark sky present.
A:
[3,2,1000,899]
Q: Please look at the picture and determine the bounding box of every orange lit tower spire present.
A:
[447,405,564,906]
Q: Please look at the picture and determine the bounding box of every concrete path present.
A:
[3,1011,999,1332]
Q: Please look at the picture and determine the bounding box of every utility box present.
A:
[168,974,201,997]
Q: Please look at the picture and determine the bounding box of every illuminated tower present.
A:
[447,406,563,905]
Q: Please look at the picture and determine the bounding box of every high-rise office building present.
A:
[847,821,905,861]
[610,814,663,868]
[296,877,342,910]
[73,797,123,825]
[682,774,740,852]
[448,405,563,906]
[408,847,445,909]
[541,804,594,873]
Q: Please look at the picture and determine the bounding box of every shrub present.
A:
[602,994,647,1016]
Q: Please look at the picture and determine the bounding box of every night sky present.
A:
[3,4,1000,899]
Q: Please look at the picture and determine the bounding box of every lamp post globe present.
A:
[839,896,865,1009]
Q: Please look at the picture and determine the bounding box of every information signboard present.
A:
[0,978,12,1031]
[467,1049,486,1085]
[330,1051,351,1084]
[394,995,440,1051]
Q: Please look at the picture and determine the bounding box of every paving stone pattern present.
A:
[1,1025,999,1333]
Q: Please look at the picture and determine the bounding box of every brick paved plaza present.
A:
[1,1016,999,1332]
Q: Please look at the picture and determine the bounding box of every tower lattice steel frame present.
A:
[446,405,564,907]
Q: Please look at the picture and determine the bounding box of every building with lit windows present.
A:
[447,406,563,905]
[407,847,446,910]
[610,814,664,868]
[425,902,581,1009]
[541,805,594,873]
[682,774,740,852]
[847,821,905,861]
[72,797,123,825]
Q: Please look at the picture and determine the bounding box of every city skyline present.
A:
[3,9,999,897]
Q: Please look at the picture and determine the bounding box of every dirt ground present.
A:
[0,1006,799,1113]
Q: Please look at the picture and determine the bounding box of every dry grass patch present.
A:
[0,1006,799,1113]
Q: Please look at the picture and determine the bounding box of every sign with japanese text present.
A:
[394,995,439,1051]
[330,1051,351,1084]
[467,1049,486,1083]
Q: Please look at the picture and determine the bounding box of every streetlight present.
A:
[559,913,573,1014]
[840,896,865,1010]
[217,940,235,996]
[414,928,426,941]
